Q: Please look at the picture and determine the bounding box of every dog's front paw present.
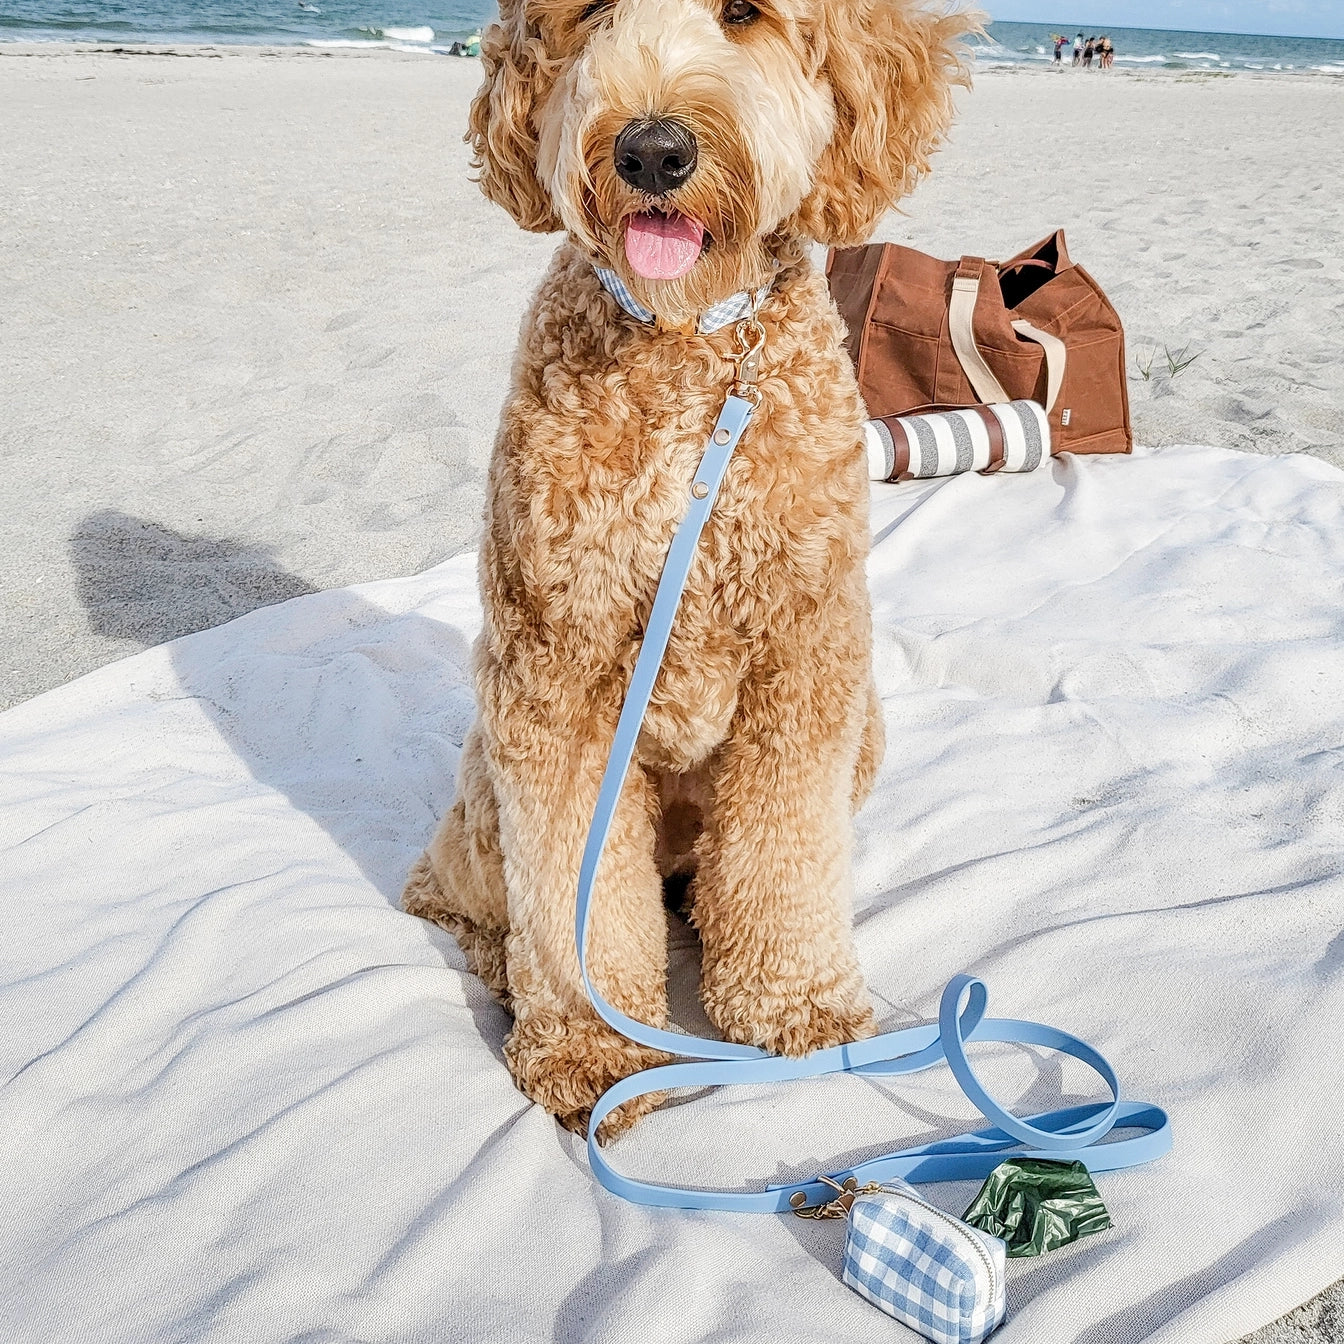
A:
[504,1013,668,1141]
[702,971,876,1058]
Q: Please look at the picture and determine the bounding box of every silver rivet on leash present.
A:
[692,481,709,498]
[713,429,730,445]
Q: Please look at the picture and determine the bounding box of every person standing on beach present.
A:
[1103,37,1115,68]
[1053,34,1066,64]
[1083,37,1095,68]
[1073,32,1083,65]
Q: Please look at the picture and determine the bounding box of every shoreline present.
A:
[2,41,1344,81]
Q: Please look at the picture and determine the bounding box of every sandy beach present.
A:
[2,46,1342,716]
[1,44,1341,1340]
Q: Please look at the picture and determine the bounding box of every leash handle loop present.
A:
[574,392,1172,1211]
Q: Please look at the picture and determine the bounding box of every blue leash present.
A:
[574,389,1172,1212]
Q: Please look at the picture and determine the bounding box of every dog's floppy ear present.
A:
[466,0,563,233]
[795,0,975,246]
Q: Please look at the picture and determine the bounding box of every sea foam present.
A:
[361,24,434,42]
[306,37,437,51]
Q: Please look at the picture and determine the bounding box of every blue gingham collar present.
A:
[593,266,770,335]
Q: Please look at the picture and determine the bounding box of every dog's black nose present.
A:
[613,118,698,196]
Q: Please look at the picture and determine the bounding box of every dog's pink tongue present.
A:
[624,211,705,281]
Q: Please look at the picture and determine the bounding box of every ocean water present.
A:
[3,2,1344,73]
[972,19,1344,75]
[0,0,494,47]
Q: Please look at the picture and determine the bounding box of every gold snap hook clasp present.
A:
[791,1175,879,1219]
[729,316,766,406]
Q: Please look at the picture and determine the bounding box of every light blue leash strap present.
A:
[574,389,1172,1212]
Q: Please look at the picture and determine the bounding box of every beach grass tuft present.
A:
[1165,343,1203,376]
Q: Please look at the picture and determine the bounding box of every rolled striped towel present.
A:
[865,401,1051,481]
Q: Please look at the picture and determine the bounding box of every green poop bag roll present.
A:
[961,1157,1113,1258]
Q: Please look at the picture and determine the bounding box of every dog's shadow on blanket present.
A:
[71,511,475,907]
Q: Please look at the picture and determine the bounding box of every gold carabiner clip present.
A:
[729,317,766,406]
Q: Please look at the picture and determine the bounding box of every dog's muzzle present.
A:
[613,118,698,196]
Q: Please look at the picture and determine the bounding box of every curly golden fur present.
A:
[405,0,973,1136]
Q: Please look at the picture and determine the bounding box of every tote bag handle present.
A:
[949,260,1067,414]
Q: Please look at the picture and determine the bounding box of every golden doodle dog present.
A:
[404,0,973,1134]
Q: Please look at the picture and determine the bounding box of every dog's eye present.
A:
[580,0,612,21]
[721,0,760,24]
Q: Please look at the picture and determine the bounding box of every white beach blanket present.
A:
[3,443,1342,1344]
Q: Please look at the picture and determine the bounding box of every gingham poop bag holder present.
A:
[567,309,1168,1344]
[825,229,1134,481]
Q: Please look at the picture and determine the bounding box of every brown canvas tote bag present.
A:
[826,230,1132,456]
